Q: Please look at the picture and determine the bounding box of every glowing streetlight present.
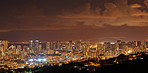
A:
[128,50,132,53]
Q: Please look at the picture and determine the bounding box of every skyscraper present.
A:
[47,41,54,54]
[50,41,53,50]
[145,41,148,52]
[1,40,8,51]
[145,41,148,48]
[69,41,72,51]
[136,41,141,48]
[46,42,50,50]
[0,44,4,56]
[29,40,34,53]
[39,44,42,52]
[17,45,21,49]
[29,40,40,53]
[16,45,21,54]
[56,41,61,49]
[35,40,39,51]
[76,41,81,50]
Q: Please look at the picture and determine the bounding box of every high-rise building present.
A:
[29,40,34,53]
[76,41,81,50]
[144,41,148,52]
[136,41,141,47]
[17,45,21,49]
[48,49,54,54]
[0,41,2,44]
[47,41,54,54]
[16,45,21,54]
[39,44,42,51]
[88,48,97,58]
[35,40,39,51]
[0,40,8,52]
[29,40,40,53]
[56,41,61,49]
[46,42,50,50]
[127,41,132,48]
[146,42,148,48]
[116,40,125,49]
[0,44,4,56]
[50,41,53,49]
[68,41,72,51]
[144,41,148,48]
[0,40,8,56]
[53,42,56,50]
[145,41,148,52]
[85,42,90,56]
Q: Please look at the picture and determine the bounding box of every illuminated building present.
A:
[104,42,111,50]
[46,41,55,54]
[46,42,50,50]
[0,44,4,56]
[53,42,56,50]
[97,44,105,55]
[35,40,39,51]
[0,40,8,57]
[0,41,2,44]
[136,41,141,47]
[86,42,90,51]
[48,49,54,54]
[144,41,148,48]
[145,41,148,52]
[127,41,133,48]
[76,41,81,50]
[56,41,61,49]
[88,48,97,58]
[68,41,72,51]
[29,40,40,53]
[1,40,8,52]
[29,40,34,53]
[17,45,21,49]
[50,41,53,49]
[16,45,21,54]
[72,46,76,50]
[39,44,42,51]
[116,40,126,49]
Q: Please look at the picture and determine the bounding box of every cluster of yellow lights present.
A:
[128,50,132,53]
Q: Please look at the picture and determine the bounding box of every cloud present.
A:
[130,3,143,8]
[1,0,148,33]
[144,0,148,8]
[56,1,148,27]
[0,30,11,32]
[57,3,101,18]
[103,3,121,17]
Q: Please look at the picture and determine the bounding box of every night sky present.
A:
[0,0,148,42]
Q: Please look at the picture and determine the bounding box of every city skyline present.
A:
[0,0,148,41]
[0,39,147,72]
[0,0,148,72]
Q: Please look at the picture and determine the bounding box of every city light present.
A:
[1,0,148,72]
[111,42,115,44]
[0,39,147,72]
[37,59,42,62]
[29,59,33,62]
[43,59,47,61]
[101,42,104,44]
[128,50,132,53]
